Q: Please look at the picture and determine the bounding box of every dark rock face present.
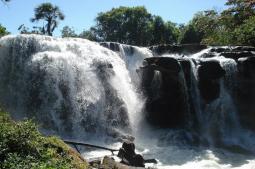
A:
[144,57,181,73]
[236,57,255,129]
[150,44,207,55]
[95,62,130,132]
[100,42,120,52]
[198,60,225,103]
[208,46,255,61]
[100,42,135,55]
[210,46,255,53]
[141,57,189,128]
[220,51,254,60]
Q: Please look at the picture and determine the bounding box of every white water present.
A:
[0,35,255,169]
[0,34,142,139]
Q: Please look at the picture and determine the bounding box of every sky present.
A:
[0,0,227,37]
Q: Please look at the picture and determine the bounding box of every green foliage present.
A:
[180,0,255,45]
[234,16,255,45]
[0,24,9,37]
[94,6,152,45]
[31,3,65,36]
[87,6,179,46]
[0,109,88,169]
[18,24,44,35]
[79,28,98,41]
[179,24,203,44]
[150,16,179,45]
[61,26,78,38]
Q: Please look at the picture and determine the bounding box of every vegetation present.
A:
[0,24,9,37]
[61,26,78,38]
[93,6,179,46]
[63,6,179,46]
[0,109,89,169]
[31,3,65,36]
[73,0,254,46]
[180,0,255,45]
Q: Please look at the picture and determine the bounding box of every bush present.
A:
[0,108,88,169]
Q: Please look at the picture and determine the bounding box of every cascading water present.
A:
[0,35,255,168]
[0,35,143,141]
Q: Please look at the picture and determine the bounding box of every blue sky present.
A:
[0,0,227,37]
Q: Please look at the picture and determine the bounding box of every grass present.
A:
[0,108,89,169]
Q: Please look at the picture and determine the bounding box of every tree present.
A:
[31,3,64,36]
[79,28,98,41]
[94,6,153,46]
[222,0,255,27]
[233,15,255,45]
[61,26,77,38]
[150,16,179,45]
[150,16,165,45]
[18,24,43,35]
[219,0,255,45]
[189,10,226,45]
[0,24,9,37]
[179,25,202,44]
[89,6,179,46]
[163,21,180,44]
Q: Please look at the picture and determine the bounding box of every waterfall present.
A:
[0,35,144,140]
[1,35,255,168]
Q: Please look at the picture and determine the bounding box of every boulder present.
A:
[150,44,207,55]
[220,51,254,60]
[198,60,225,103]
[101,156,143,169]
[179,59,192,88]
[144,57,181,73]
[100,42,135,55]
[235,57,255,130]
[140,57,189,128]
[232,46,255,52]
[100,42,120,52]
[210,47,231,53]
[198,60,225,79]
[210,46,255,53]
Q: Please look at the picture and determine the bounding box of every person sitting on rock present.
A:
[117,141,145,167]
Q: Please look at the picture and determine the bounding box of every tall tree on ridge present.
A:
[31,3,65,36]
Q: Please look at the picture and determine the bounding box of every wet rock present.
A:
[144,57,181,73]
[95,61,131,133]
[210,47,231,53]
[198,60,225,79]
[101,156,144,169]
[100,42,120,52]
[89,159,101,168]
[235,57,255,130]
[100,42,135,55]
[200,52,216,58]
[198,60,225,103]
[220,51,254,60]
[179,59,192,88]
[210,46,255,53]
[232,46,255,52]
[150,44,207,55]
[141,57,189,128]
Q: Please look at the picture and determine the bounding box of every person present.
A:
[117,142,145,167]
